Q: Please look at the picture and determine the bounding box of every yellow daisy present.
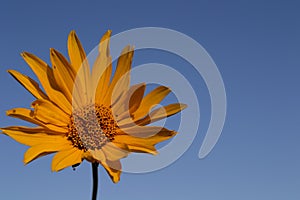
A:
[1,30,186,183]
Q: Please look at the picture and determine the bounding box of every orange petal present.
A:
[51,147,83,172]
[92,30,112,103]
[1,128,66,147]
[50,48,77,103]
[31,99,70,126]
[8,70,48,100]
[102,46,134,106]
[6,108,44,126]
[136,103,187,126]
[6,108,68,133]
[1,126,66,135]
[102,142,129,161]
[21,52,72,114]
[100,159,122,183]
[114,128,177,155]
[119,126,167,138]
[24,141,71,164]
[112,83,145,118]
[67,31,91,105]
[132,86,171,120]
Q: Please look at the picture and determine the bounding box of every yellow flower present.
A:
[1,30,186,183]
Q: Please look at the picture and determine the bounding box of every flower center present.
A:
[67,104,118,151]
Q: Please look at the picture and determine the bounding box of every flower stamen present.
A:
[67,104,118,151]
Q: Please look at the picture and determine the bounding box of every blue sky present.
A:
[0,0,300,199]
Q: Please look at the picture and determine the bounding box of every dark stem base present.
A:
[92,163,99,200]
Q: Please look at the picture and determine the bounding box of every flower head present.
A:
[1,30,186,183]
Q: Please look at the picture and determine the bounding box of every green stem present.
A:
[92,163,99,200]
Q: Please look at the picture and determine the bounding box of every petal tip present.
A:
[20,52,26,58]
[68,30,78,41]
[180,103,188,110]
[6,109,16,116]
[51,164,59,172]
[105,30,112,37]
[70,30,76,35]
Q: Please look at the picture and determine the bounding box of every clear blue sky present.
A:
[0,0,300,199]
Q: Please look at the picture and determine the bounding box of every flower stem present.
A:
[92,163,99,200]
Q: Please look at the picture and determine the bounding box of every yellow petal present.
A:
[6,108,68,133]
[115,135,157,155]
[114,129,177,154]
[119,126,168,138]
[41,124,68,133]
[82,151,98,163]
[1,126,65,135]
[90,143,129,161]
[67,30,87,73]
[122,143,157,155]
[51,148,83,172]
[1,128,66,146]
[113,46,134,83]
[95,64,112,104]
[100,160,121,183]
[110,70,130,106]
[112,142,130,152]
[72,60,92,106]
[67,31,91,105]
[6,108,43,126]
[50,48,76,103]
[92,30,112,102]
[97,30,112,56]
[31,99,70,126]
[89,149,106,162]
[133,86,171,120]
[128,83,145,114]
[102,46,134,106]
[136,103,187,126]
[21,52,72,114]
[24,141,71,164]
[102,142,129,161]
[112,83,145,117]
[8,70,48,100]
[116,117,136,128]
